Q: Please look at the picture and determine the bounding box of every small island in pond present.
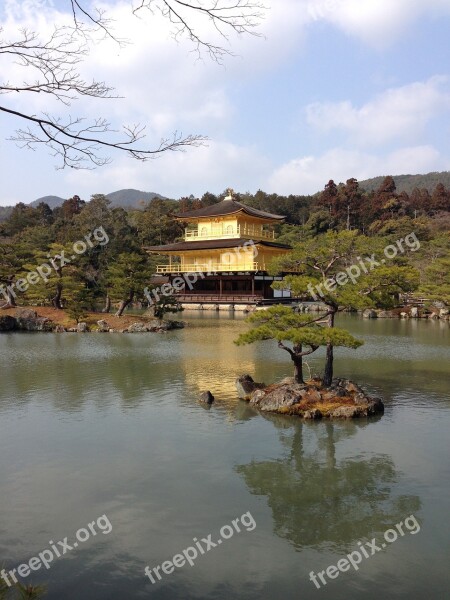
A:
[236,375,383,419]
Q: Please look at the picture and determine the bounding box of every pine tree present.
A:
[235,305,363,384]
[270,231,419,385]
[106,253,153,316]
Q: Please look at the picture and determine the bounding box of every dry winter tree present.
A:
[0,0,265,169]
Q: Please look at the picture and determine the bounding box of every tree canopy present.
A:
[235,305,363,384]
[270,230,421,385]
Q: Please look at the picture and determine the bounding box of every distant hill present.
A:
[30,195,66,209]
[27,189,166,210]
[105,189,165,208]
[2,174,449,221]
[359,171,450,194]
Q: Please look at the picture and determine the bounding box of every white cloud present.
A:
[305,0,450,48]
[306,77,450,146]
[64,140,271,198]
[267,145,446,195]
[0,0,309,144]
[1,0,449,205]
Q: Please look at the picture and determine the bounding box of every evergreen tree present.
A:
[431,183,450,213]
[271,231,420,385]
[21,244,86,309]
[235,305,363,384]
[106,252,153,316]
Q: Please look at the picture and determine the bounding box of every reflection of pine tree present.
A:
[236,421,421,551]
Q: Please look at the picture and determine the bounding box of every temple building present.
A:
[145,190,293,306]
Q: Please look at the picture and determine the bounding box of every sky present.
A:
[0,0,449,206]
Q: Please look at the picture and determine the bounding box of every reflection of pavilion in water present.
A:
[181,320,259,416]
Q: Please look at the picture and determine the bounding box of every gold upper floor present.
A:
[183,216,276,242]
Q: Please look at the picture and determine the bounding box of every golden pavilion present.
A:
[145,189,293,305]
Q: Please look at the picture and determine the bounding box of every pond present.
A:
[0,314,449,599]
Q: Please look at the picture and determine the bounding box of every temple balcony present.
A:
[184,224,275,241]
[155,261,267,274]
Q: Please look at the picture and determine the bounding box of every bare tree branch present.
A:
[132,0,266,62]
[0,0,264,168]
[69,0,121,43]
[1,105,206,169]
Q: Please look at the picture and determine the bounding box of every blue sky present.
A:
[0,0,449,206]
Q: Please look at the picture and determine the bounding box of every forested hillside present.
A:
[359,171,450,194]
[2,170,449,223]
[0,176,448,315]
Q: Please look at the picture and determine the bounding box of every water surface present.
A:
[0,315,449,599]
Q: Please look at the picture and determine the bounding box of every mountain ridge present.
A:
[357,171,450,194]
[1,171,449,220]
[25,171,450,206]
[28,189,166,210]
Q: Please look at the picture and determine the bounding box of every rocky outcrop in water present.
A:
[0,315,17,331]
[236,375,384,419]
[199,391,215,405]
[236,374,266,400]
[125,320,185,333]
[0,309,54,332]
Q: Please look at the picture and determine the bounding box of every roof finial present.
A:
[225,187,234,201]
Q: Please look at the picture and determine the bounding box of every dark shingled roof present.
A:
[174,199,285,221]
[145,238,292,253]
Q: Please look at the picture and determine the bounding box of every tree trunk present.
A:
[322,311,335,387]
[7,287,16,307]
[52,282,63,309]
[323,344,334,387]
[292,343,304,384]
[102,294,111,313]
[115,292,134,317]
[0,278,17,308]
[293,356,304,384]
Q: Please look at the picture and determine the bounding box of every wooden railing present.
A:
[184,225,275,241]
[156,262,267,274]
[175,294,263,303]
[172,295,296,305]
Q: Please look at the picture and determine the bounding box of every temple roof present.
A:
[174,198,285,221]
[145,238,292,253]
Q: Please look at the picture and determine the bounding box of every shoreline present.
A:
[0,302,448,334]
[0,307,185,333]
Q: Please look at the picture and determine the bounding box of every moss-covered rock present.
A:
[236,376,384,419]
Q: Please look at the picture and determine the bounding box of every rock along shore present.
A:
[236,375,384,419]
[0,309,184,333]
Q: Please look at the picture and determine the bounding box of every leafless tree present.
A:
[0,0,265,169]
[132,0,266,61]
